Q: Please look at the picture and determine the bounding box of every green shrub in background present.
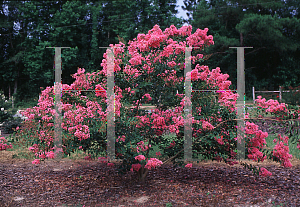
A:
[0,90,17,123]
[15,96,39,110]
[2,117,23,134]
[282,86,300,106]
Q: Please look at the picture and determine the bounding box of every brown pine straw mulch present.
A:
[1,111,300,206]
[1,150,300,207]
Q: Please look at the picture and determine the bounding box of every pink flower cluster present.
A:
[245,122,268,162]
[29,144,40,153]
[36,151,54,159]
[259,167,272,177]
[186,27,214,48]
[17,68,126,163]
[116,135,126,142]
[32,159,40,165]
[215,136,224,145]
[142,93,152,103]
[98,156,114,167]
[84,154,92,161]
[156,151,161,157]
[166,140,176,149]
[144,158,163,170]
[0,137,12,151]
[244,121,293,176]
[272,134,293,168]
[131,163,142,172]
[255,96,288,114]
[46,151,55,159]
[202,120,215,131]
[136,141,151,153]
[185,163,192,168]
[135,154,146,161]
[98,157,107,163]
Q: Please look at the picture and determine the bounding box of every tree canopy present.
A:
[0,0,299,104]
[182,0,300,94]
[0,0,183,104]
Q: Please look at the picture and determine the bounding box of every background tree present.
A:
[0,1,24,102]
[182,0,300,97]
[0,0,183,106]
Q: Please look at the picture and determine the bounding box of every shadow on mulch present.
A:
[1,152,300,207]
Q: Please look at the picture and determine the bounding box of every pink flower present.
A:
[202,121,214,130]
[155,152,161,157]
[84,155,92,161]
[95,84,106,97]
[135,155,146,161]
[117,135,126,142]
[283,160,293,168]
[46,151,55,159]
[136,141,151,152]
[107,163,114,167]
[185,163,192,168]
[79,146,83,150]
[32,159,40,165]
[39,153,46,159]
[245,122,259,134]
[167,140,176,149]
[131,163,142,172]
[144,158,163,170]
[215,136,224,145]
[98,157,107,163]
[29,146,35,152]
[259,167,272,177]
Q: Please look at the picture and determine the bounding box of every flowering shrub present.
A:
[11,25,300,183]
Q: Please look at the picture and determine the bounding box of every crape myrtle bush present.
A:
[9,25,300,181]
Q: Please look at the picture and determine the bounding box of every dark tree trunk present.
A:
[137,166,149,184]
[8,84,11,99]
[240,32,243,47]
[14,69,18,95]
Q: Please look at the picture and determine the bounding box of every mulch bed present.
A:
[1,115,300,206]
[1,155,300,207]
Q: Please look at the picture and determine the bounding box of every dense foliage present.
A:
[182,0,300,93]
[0,0,183,104]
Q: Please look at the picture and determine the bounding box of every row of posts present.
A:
[252,86,283,104]
[49,46,251,164]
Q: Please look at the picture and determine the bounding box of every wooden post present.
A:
[229,47,253,161]
[279,86,282,103]
[214,90,216,103]
[252,87,255,104]
[46,46,70,164]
